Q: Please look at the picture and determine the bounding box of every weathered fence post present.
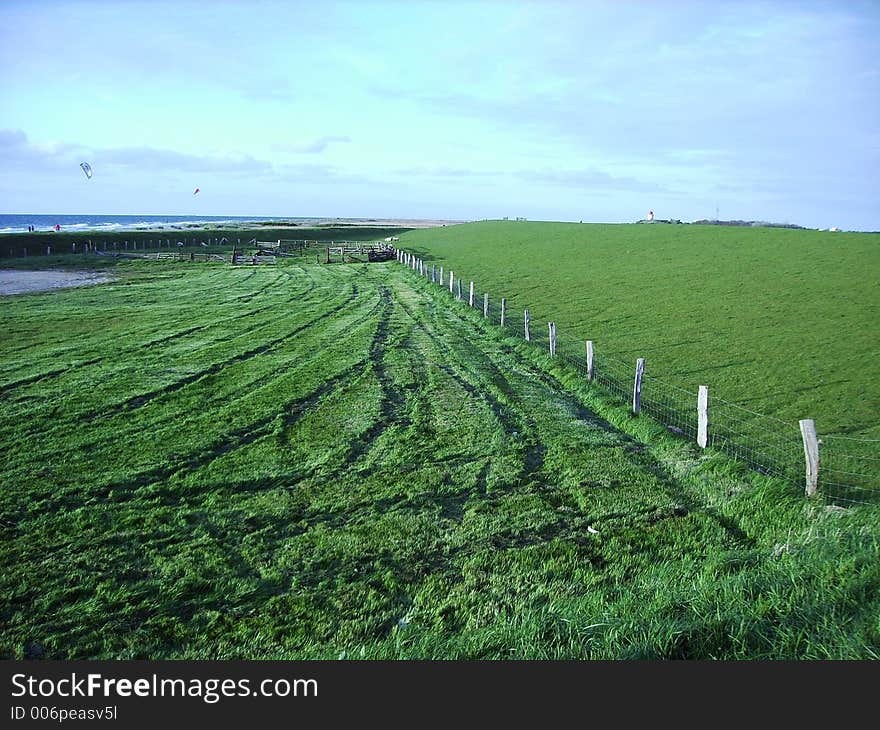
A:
[431,264,436,283]
[439,265,444,285]
[799,419,819,497]
[501,298,506,327]
[449,271,454,294]
[524,309,530,341]
[46,245,51,256]
[697,385,709,448]
[633,358,645,415]
[483,293,489,318]
[549,322,556,357]
[73,242,77,253]
[586,341,594,380]
[469,281,474,307]
[456,279,462,301]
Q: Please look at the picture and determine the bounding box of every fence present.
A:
[3,236,245,259]
[394,249,879,505]
[3,236,396,262]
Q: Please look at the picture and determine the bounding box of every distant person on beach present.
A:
[54,224,61,232]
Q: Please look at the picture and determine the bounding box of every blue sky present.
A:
[1,0,878,229]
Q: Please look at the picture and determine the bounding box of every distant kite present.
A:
[80,162,93,179]
[193,187,200,195]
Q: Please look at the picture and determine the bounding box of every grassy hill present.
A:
[399,221,880,440]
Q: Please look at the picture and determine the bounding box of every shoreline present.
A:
[0,217,469,236]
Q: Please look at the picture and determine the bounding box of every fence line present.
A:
[393,248,879,505]
[3,237,395,259]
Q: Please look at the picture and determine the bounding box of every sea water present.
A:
[0,214,318,235]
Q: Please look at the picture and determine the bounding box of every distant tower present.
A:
[647,210,654,221]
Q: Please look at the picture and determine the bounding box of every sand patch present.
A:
[0,269,115,296]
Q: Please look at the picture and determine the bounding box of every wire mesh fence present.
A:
[395,249,879,505]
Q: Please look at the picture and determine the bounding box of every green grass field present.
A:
[2,257,878,659]
[399,221,880,439]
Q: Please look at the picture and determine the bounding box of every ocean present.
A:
[0,214,318,235]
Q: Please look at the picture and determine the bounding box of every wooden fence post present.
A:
[697,385,709,448]
[799,419,819,496]
[469,281,474,307]
[483,293,489,318]
[449,271,454,293]
[439,265,444,285]
[73,242,77,253]
[501,298,506,327]
[432,264,436,283]
[633,358,645,415]
[586,340,594,380]
[456,279,462,301]
[549,322,556,356]
[46,245,51,256]
[524,309,530,341]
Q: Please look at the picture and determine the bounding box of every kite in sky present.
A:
[80,162,93,179]
[193,187,200,195]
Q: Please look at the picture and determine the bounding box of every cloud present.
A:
[92,146,271,175]
[273,136,352,154]
[271,161,371,186]
[393,166,499,179]
[518,168,667,194]
[0,129,272,177]
[0,128,88,170]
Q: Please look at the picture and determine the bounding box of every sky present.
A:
[1,0,878,230]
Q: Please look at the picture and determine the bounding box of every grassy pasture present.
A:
[398,221,880,440]
[1,258,878,659]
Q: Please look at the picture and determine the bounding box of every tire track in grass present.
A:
[389,283,547,487]
[89,282,362,419]
[412,278,758,546]
[3,274,379,448]
[4,287,383,512]
[327,286,411,470]
[87,356,374,506]
[22,283,386,496]
[0,358,104,397]
[0,269,315,395]
[131,286,386,429]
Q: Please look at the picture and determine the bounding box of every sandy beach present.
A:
[0,269,115,295]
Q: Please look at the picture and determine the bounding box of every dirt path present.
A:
[0,269,115,295]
